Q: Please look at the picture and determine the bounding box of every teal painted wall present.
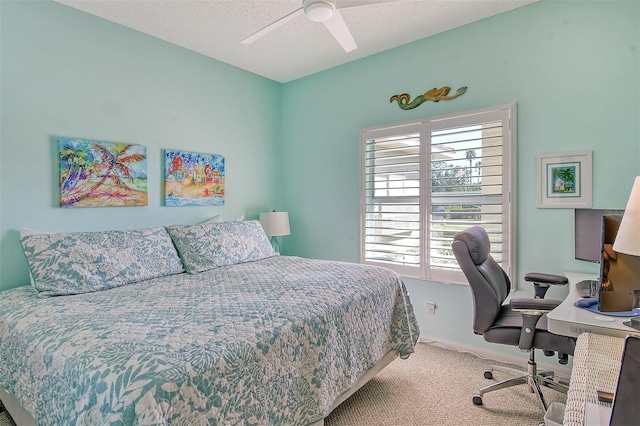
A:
[0,1,282,290]
[1,0,638,357]
[280,1,640,352]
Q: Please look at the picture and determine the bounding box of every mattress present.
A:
[0,256,419,425]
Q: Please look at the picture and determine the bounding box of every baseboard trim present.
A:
[418,334,572,381]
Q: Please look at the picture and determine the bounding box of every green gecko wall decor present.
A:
[390,86,467,110]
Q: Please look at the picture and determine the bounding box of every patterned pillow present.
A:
[20,227,54,286]
[20,227,185,297]
[166,219,276,274]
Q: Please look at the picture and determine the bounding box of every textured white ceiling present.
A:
[53,0,538,83]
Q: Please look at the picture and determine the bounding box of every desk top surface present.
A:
[547,272,640,339]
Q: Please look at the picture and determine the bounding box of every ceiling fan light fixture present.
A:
[303,0,336,22]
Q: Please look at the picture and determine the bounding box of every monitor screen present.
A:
[574,209,624,263]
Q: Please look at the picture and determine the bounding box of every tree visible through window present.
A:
[360,105,516,285]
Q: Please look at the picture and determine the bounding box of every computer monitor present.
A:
[598,212,640,312]
[574,209,624,263]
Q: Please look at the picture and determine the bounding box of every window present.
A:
[360,104,516,286]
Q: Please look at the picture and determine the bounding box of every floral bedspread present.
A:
[0,256,419,425]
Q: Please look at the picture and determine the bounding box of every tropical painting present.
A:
[550,164,577,194]
[163,149,225,207]
[58,138,148,208]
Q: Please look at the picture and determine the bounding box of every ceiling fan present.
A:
[241,0,397,53]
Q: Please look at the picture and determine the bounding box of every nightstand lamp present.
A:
[259,211,290,253]
[612,176,640,310]
[613,176,640,257]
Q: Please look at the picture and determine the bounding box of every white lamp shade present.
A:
[259,211,290,237]
[613,176,640,256]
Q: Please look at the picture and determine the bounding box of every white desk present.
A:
[546,272,640,338]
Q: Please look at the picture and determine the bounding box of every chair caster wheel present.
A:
[484,370,493,379]
[473,394,483,405]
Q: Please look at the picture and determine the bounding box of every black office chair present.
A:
[452,226,576,412]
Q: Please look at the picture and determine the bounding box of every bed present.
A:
[0,219,420,425]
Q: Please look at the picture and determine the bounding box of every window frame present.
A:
[359,104,517,288]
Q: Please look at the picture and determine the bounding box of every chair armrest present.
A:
[510,297,561,313]
[510,297,562,351]
[524,273,568,285]
[524,273,568,299]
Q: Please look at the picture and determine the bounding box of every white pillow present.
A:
[201,214,244,224]
[20,227,53,238]
[201,215,223,224]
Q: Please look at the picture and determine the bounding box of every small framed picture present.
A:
[537,150,592,208]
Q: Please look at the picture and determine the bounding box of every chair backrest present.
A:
[452,226,511,334]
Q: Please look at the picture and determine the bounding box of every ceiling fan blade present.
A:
[241,8,304,45]
[322,9,357,52]
[336,0,399,10]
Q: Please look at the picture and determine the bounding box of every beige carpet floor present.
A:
[0,342,567,425]
[325,342,565,426]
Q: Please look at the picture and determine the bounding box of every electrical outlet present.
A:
[425,301,436,315]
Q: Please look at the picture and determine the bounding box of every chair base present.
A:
[472,350,569,412]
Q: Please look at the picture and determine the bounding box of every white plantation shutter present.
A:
[361,105,516,287]
[362,123,424,277]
